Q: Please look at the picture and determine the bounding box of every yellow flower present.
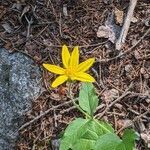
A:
[43,45,95,88]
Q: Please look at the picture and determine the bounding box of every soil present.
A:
[0,0,149,150]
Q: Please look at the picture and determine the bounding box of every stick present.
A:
[98,27,150,63]
[18,99,76,131]
[116,0,138,50]
[95,83,133,119]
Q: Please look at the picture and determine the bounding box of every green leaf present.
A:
[116,129,138,150]
[79,82,99,116]
[95,133,122,150]
[72,139,95,150]
[63,118,88,137]
[115,143,126,150]
[60,118,88,150]
[98,120,114,133]
[60,118,112,150]
[79,119,114,141]
[79,120,100,140]
[60,118,118,150]
[80,128,99,140]
[60,136,74,150]
[121,129,138,150]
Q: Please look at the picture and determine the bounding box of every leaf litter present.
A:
[0,0,149,149]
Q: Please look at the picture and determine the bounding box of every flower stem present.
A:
[68,83,91,119]
[68,83,111,133]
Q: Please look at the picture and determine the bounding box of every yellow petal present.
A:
[43,63,65,74]
[77,58,95,72]
[51,75,68,88]
[62,45,70,68]
[73,72,95,82]
[70,46,79,68]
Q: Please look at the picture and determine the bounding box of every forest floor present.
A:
[0,0,150,149]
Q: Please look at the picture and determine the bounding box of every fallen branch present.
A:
[98,27,150,63]
[19,99,76,131]
[95,83,133,119]
[116,0,138,50]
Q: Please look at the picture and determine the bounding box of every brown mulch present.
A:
[0,0,150,149]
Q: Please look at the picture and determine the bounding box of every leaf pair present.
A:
[59,118,114,150]
[60,118,138,150]
[60,83,138,150]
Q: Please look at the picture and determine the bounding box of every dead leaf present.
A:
[51,91,61,101]
[97,25,116,43]
[117,119,133,129]
[97,26,110,38]
[114,7,124,25]
[97,12,122,43]
[4,41,12,50]
[102,89,119,102]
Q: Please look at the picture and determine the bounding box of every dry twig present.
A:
[98,27,150,63]
[19,99,77,131]
[116,0,138,50]
[95,83,133,119]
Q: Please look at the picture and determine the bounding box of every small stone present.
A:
[131,16,138,23]
[144,17,150,27]
[51,139,60,150]
[140,68,146,74]
[146,98,150,103]
[114,103,123,110]
[125,64,133,73]
[2,23,13,33]
[63,4,68,17]
[11,3,23,11]
[131,39,137,46]
[134,50,141,60]
[141,133,150,148]
[143,73,149,79]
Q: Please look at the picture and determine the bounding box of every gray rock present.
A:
[0,48,43,150]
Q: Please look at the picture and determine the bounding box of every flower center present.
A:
[65,68,76,78]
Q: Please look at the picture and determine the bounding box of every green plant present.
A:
[43,46,138,150]
[59,82,138,150]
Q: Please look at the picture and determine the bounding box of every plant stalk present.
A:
[68,83,91,119]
